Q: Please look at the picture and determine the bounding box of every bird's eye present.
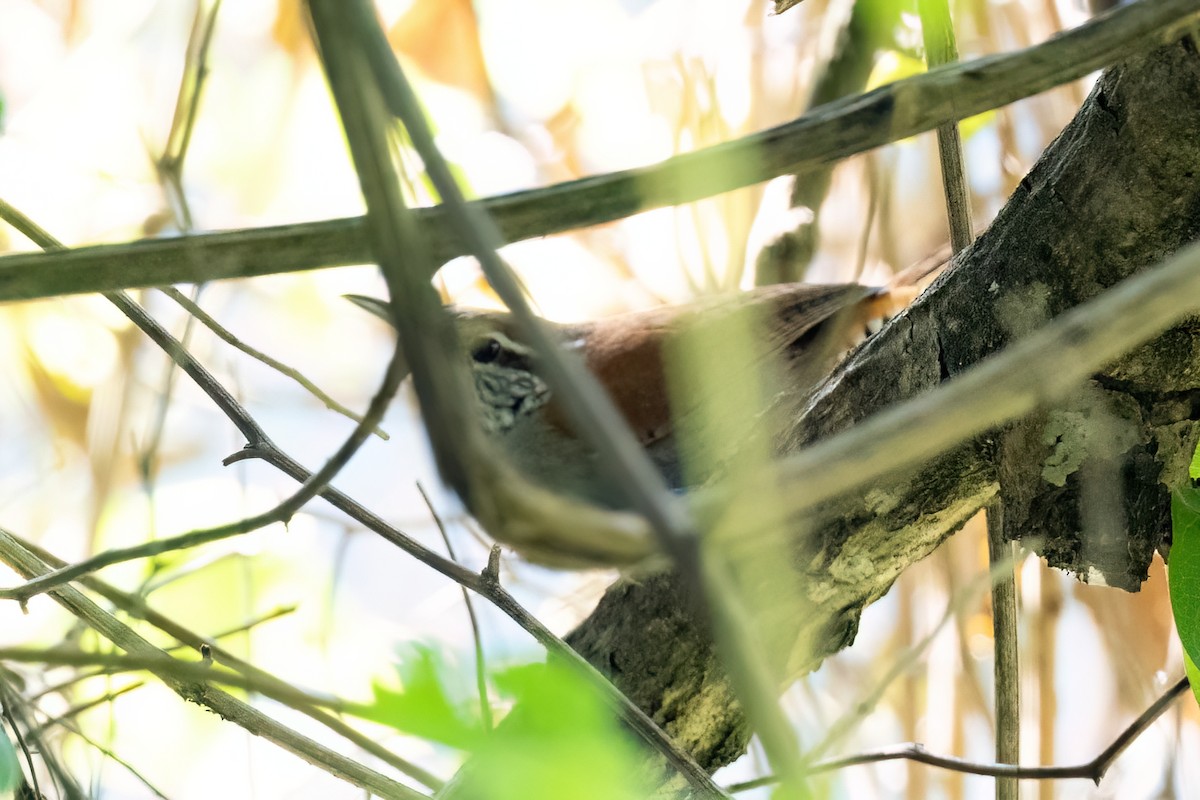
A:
[471,338,502,364]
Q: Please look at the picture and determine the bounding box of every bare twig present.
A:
[417,483,493,733]
[8,532,441,790]
[919,0,974,253]
[160,286,390,438]
[139,0,225,486]
[728,673,1189,791]
[30,683,144,737]
[0,528,426,800]
[157,0,224,230]
[44,714,171,800]
[0,196,404,604]
[918,4,1019,798]
[987,506,1021,800]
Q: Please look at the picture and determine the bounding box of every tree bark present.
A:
[566,39,1200,774]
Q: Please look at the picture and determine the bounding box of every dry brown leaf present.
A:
[389,0,493,104]
[272,0,313,62]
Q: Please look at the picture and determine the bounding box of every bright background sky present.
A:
[0,0,1195,798]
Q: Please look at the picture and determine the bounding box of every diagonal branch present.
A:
[566,37,1200,773]
[0,0,1195,302]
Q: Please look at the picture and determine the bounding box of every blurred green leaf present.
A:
[867,50,926,89]
[958,109,997,141]
[362,644,484,749]
[0,733,18,794]
[357,653,649,799]
[459,661,649,800]
[868,50,995,140]
[855,0,915,54]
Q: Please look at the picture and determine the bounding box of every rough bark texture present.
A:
[566,39,1200,774]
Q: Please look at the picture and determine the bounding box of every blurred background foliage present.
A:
[0,0,1194,797]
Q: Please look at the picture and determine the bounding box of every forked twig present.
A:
[728,675,1190,792]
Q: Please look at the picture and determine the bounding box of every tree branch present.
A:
[0,0,1195,302]
[568,38,1200,773]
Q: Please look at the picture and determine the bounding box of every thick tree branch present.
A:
[568,39,1200,773]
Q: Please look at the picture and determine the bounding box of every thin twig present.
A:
[157,0,224,230]
[160,286,390,438]
[919,0,974,252]
[30,683,144,737]
[0,529,430,800]
[30,606,294,702]
[0,646,357,717]
[987,505,1021,800]
[139,0,225,485]
[417,482,493,733]
[45,714,171,800]
[727,673,1189,791]
[918,3,1019,798]
[0,195,404,605]
[8,531,440,790]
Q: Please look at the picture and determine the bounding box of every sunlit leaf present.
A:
[1168,484,1200,687]
[458,661,649,800]
[362,645,484,750]
[1185,651,1200,709]
[356,652,649,799]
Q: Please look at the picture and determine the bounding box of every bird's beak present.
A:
[344,294,396,327]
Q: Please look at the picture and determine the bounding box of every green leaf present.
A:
[457,661,649,800]
[0,734,19,793]
[1168,486,1200,678]
[1190,444,1200,480]
[360,644,484,749]
[353,649,650,799]
[489,662,613,736]
[1184,651,1200,709]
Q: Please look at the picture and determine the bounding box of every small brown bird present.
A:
[348,277,925,511]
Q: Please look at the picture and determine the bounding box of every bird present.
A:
[346,271,932,513]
